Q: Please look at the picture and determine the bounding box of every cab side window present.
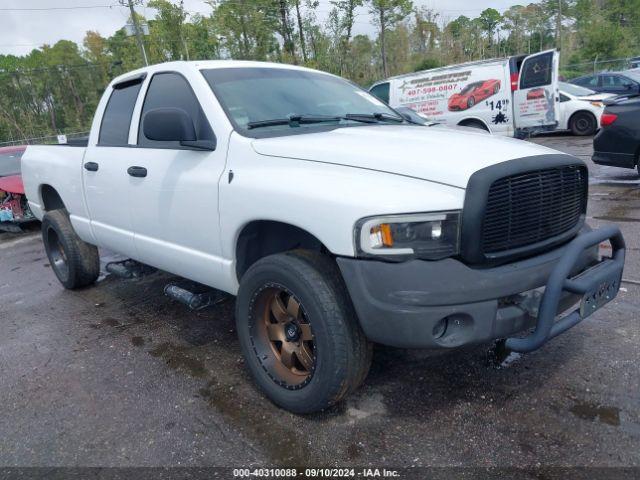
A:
[138,72,214,148]
[369,82,390,104]
[520,52,553,89]
[584,76,599,87]
[602,75,625,88]
[99,80,143,146]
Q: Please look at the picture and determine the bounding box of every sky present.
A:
[0,0,521,57]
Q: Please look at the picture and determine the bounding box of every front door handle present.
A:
[127,166,147,178]
[84,162,99,172]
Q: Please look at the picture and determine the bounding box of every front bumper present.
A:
[337,226,625,350]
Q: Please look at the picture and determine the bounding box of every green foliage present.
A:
[1,0,639,142]
[368,0,414,75]
[413,57,442,72]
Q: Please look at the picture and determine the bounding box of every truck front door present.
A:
[513,49,560,132]
[126,71,228,288]
[82,77,144,258]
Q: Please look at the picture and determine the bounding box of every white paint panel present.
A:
[221,134,466,260]
[251,124,556,189]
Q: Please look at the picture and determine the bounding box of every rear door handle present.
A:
[127,166,147,178]
[84,162,99,172]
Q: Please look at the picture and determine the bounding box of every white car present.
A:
[21,61,625,413]
[558,82,615,136]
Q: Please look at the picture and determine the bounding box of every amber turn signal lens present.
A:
[371,224,394,247]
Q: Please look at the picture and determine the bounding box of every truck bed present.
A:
[21,145,88,222]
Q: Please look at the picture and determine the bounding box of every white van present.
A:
[370,50,560,138]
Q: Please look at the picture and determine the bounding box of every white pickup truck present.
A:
[22,61,625,414]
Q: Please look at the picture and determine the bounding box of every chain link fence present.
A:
[561,57,639,80]
[0,131,90,148]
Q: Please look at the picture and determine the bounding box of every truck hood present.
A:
[251,125,558,188]
[578,93,616,101]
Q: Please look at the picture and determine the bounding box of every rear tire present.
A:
[569,111,597,136]
[235,250,372,414]
[42,209,100,289]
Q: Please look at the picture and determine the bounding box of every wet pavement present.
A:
[0,135,639,470]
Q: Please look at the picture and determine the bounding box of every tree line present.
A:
[1,0,639,143]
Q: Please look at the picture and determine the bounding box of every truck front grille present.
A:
[481,165,587,254]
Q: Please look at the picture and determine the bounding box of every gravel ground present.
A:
[0,134,638,474]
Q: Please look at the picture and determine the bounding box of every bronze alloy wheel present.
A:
[250,284,315,389]
[236,251,372,413]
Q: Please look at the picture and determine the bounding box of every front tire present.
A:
[42,209,100,289]
[569,111,597,136]
[235,250,372,414]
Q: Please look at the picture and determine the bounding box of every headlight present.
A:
[355,211,461,260]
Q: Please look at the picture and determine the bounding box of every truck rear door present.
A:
[513,49,560,131]
[82,75,144,258]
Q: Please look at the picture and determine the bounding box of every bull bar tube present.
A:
[504,225,626,353]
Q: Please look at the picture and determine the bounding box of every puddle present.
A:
[569,401,620,426]
[149,342,208,378]
[131,336,145,347]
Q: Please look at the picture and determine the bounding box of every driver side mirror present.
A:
[143,108,216,151]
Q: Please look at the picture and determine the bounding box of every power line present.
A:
[0,4,120,11]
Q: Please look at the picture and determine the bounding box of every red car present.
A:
[0,145,35,232]
[448,79,501,111]
[526,88,546,100]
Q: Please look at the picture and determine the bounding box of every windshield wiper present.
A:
[344,112,404,123]
[247,114,341,130]
[246,112,405,130]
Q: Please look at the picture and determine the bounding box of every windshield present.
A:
[623,70,640,82]
[460,82,482,94]
[560,82,595,97]
[201,67,400,135]
[0,147,25,177]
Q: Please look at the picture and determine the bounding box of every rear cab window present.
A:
[138,72,214,148]
[98,79,144,146]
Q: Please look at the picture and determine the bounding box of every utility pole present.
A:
[556,0,562,51]
[120,0,148,66]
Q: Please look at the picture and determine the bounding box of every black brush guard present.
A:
[504,225,625,353]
